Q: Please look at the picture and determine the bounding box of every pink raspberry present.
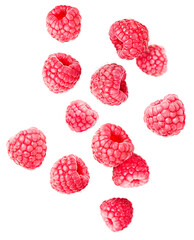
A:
[112,153,150,188]
[50,155,90,194]
[90,64,128,106]
[100,198,133,232]
[144,94,186,137]
[92,123,134,167]
[66,100,99,132]
[42,53,81,94]
[46,5,81,43]
[136,45,168,76]
[109,19,149,60]
[7,127,47,170]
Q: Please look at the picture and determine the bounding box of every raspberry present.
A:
[7,127,47,170]
[46,5,81,43]
[66,100,99,132]
[90,64,128,106]
[144,94,186,137]
[136,45,168,76]
[100,198,133,232]
[50,155,90,194]
[112,153,150,188]
[42,53,81,94]
[92,123,134,167]
[109,19,149,60]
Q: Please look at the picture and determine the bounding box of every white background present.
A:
[0,0,194,239]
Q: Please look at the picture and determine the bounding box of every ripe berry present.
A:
[90,63,128,106]
[46,5,81,43]
[42,53,81,94]
[109,19,149,60]
[7,127,47,169]
[136,45,167,76]
[92,123,134,167]
[66,100,99,132]
[144,94,186,136]
[50,155,90,194]
[112,153,150,188]
[100,198,133,232]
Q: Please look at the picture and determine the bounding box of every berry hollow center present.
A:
[57,57,71,67]
[110,133,123,143]
[76,162,84,175]
[54,10,67,20]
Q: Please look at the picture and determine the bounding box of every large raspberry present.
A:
[109,19,149,60]
[112,153,150,188]
[46,5,81,43]
[92,123,134,167]
[50,155,90,194]
[144,94,186,136]
[100,198,133,232]
[42,53,81,94]
[7,127,47,169]
[136,45,167,76]
[90,64,128,106]
[66,100,99,132]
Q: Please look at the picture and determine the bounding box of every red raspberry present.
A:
[144,94,186,137]
[109,19,149,60]
[100,198,133,232]
[90,64,128,106]
[112,153,150,188]
[46,5,81,43]
[136,45,168,76]
[92,123,134,167]
[50,155,90,194]
[7,127,47,170]
[42,53,81,94]
[66,100,99,132]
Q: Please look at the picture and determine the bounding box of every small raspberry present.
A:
[7,127,47,169]
[144,94,186,136]
[46,5,81,43]
[136,45,168,76]
[109,19,149,60]
[42,53,81,94]
[112,153,150,188]
[90,64,128,106]
[100,198,133,232]
[50,155,90,194]
[92,123,134,167]
[66,100,99,132]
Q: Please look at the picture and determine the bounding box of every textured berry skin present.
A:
[112,153,149,188]
[66,100,99,132]
[144,94,186,137]
[92,123,134,167]
[136,45,167,76]
[7,127,47,169]
[109,19,149,60]
[46,5,81,43]
[100,198,133,232]
[50,155,90,194]
[42,53,81,94]
[90,64,128,106]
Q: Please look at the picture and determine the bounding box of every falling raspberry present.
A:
[112,153,150,188]
[144,94,186,136]
[7,127,47,169]
[92,123,134,167]
[109,19,149,60]
[100,198,133,232]
[42,53,81,94]
[50,155,90,194]
[66,100,99,132]
[46,5,81,43]
[90,63,128,106]
[136,45,168,76]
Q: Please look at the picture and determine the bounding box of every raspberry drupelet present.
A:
[92,123,134,167]
[46,5,81,42]
[42,53,81,94]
